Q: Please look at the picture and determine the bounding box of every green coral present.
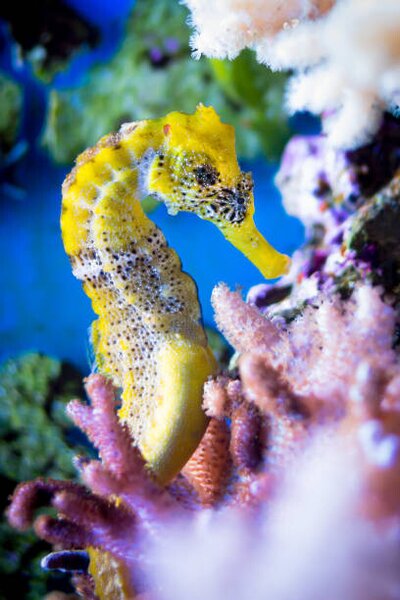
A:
[0,353,85,481]
[42,0,289,164]
[0,353,86,600]
[0,72,22,154]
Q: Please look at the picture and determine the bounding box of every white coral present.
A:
[269,0,400,148]
[184,0,332,59]
[185,0,400,148]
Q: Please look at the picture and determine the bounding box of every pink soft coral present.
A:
[7,374,268,596]
[7,283,400,599]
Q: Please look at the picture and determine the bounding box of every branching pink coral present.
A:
[7,269,400,599]
[213,282,398,416]
[211,283,281,355]
[6,372,271,597]
[67,375,174,520]
[7,374,178,597]
[8,474,142,594]
[209,281,400,521]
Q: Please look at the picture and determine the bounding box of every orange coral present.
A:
[182,418,232,506]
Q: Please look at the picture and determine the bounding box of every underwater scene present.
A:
[1,1,400,598]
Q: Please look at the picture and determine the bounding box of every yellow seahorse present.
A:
[61,105,289,485]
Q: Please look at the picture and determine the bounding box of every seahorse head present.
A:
[147,104,255,229]
[146,104,289,279]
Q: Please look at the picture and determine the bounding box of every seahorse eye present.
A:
[194,164,218,187]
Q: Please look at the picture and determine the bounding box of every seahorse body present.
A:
[61,105,288,484]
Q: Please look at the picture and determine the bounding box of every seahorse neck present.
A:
[135,147,159,202]
[121,120,167,204]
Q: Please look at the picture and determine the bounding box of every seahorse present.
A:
[61,105,289,485]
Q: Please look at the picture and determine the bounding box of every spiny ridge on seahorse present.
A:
[61,105,289,484]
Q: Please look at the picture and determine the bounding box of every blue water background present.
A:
[0,0,305,371]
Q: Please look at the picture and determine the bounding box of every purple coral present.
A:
[7,373,272,597]
[259,114,400,308]
[7,375,176,596]
[277,113,400,230]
